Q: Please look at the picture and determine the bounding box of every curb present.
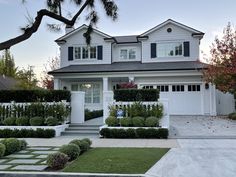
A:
[0,171,144,177]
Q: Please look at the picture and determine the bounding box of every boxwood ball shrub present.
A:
[16,117,29,126]
[132,117,145,127]
[81,138,92,146]
[30,117,44,126]
[47,152,69,170]
[145,117,159,127]
[19,140,28,150]
[1,138,21,155]
[69,139,90,153]
[3,117,16,126]
[120,117,132,127]
[105,116,118,126]
[45,116,58,126]
[0,143,6,157]
[59,144,80,161]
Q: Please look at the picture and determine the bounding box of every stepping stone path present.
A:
[11,165,48,171]
[0,146,59,171]
[7,159,41,164]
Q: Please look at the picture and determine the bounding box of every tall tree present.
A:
[16,66,38,89]
[0,0,118,50]
[41,56,60,89]
[0,50,18,77]
[204,23,236,93]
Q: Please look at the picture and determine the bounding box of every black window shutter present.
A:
[68,47,73,61]
[97,45,103,60]
[183,41,190,57]
[151,43,157,58]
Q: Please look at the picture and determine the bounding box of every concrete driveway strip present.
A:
[145,139,236,177]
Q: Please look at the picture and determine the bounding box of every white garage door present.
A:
[160,84,202,115]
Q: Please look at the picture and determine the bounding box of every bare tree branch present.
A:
[0,0,91,50]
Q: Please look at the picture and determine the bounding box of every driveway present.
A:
[145,139,236,177]
[169,115,236,138]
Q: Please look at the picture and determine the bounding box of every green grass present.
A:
[63,148,169,174]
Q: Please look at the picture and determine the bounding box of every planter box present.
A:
[99,125,161,130]
[0,124,69,137]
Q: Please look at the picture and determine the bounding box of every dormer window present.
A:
[119,48,137,60]
[74,46,97,60]
[157,42,183,57]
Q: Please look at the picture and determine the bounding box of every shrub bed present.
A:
[0,90,71,102]
[100,128,168,139]
[47,152,69,170]
[59,144,80,161]
[228,112,236,120]
[114,89,159,101]
[85,109,103,121]
[69,139,90,153]
[0,128,55,138]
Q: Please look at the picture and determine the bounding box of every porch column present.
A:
[103,77,108,91]
[129,76,134,82]
[54,78,60,90]
[102,77,113,124]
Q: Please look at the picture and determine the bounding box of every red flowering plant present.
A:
[204,23,236,93]
[118,81,137,89]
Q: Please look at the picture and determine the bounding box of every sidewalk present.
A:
[145,139,236,177]
[23,137,179,148]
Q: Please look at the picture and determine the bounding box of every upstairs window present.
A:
[74,46,97,60]
[142,85,154,89]
[157,42,183,57]
[120,48,136,60]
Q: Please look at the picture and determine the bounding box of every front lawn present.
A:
[63,148,169,174]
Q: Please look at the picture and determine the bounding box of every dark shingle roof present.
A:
[113,35,139,43]
[0,75,18,90]
[49,61,207,75]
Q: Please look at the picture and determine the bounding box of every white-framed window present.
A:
[157,85,169,92]
[172,85,185,92]
[119,48,137,60]
[157,42,183,57]
[188,85,201,92]
[79,83,101,104]
[74,46,97,60]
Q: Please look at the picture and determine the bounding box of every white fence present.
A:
[111,99,169,129]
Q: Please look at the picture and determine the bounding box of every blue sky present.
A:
[0,0,235,78]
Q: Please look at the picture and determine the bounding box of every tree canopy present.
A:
[204,23,236,93]
[0,0,118,50]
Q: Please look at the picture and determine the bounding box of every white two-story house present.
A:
[49,19,235,116]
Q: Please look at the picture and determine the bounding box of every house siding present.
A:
[142,23,200,63]
[60,29,112,67]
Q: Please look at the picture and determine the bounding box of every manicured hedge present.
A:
[85,109,103,121]
[0,128,55,138]
[114,89,159,101]
[100,128,168,139]
[0,90,71,102]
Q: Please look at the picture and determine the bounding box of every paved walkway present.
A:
[170,115,236,138]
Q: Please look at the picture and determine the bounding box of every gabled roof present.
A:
[55,24,112,43]
[49,61,207,75]
[140,19,204,36]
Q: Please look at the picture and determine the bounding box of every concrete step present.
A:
[65,127,100,131]
[64,129,99,133]
[69,124,102,128]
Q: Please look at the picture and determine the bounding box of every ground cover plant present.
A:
[63,148,169,174]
